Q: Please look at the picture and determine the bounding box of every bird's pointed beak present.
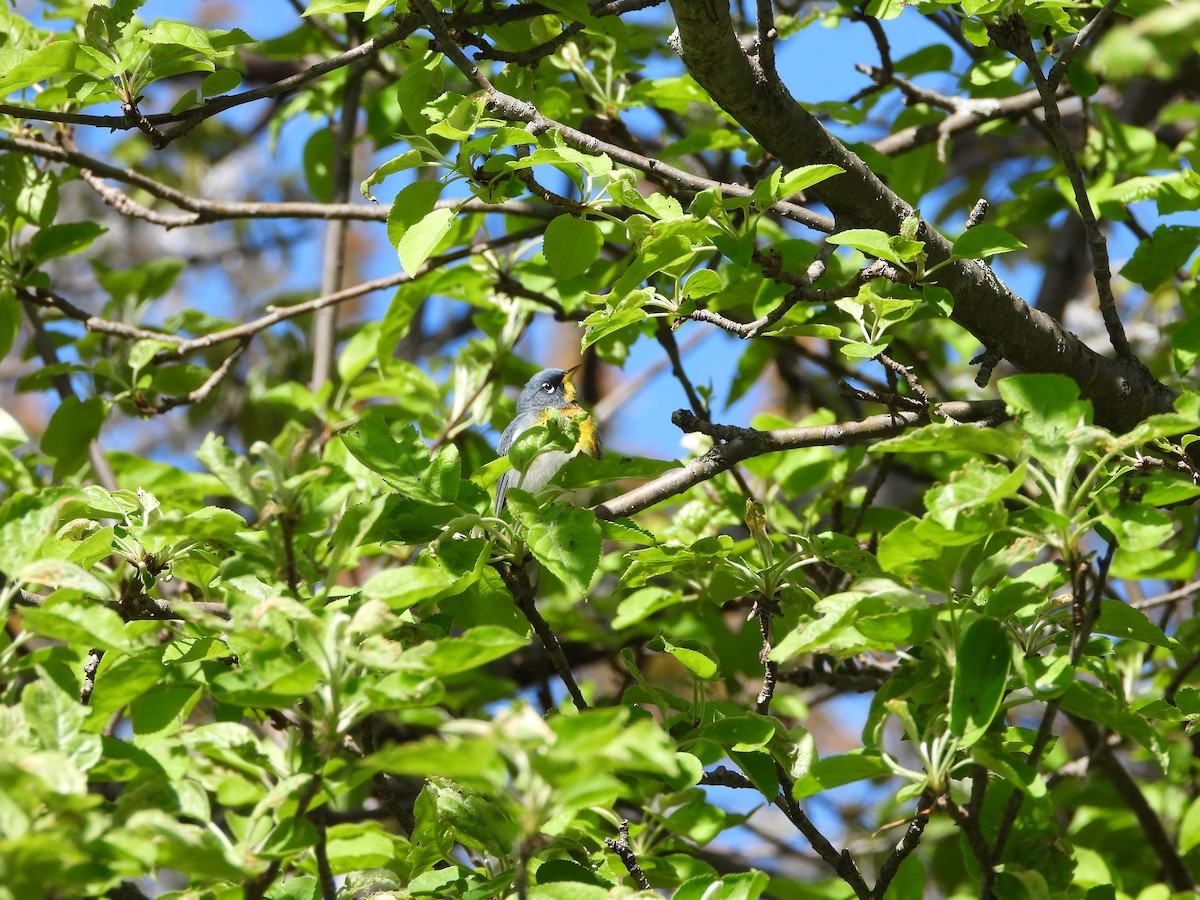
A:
[562,363,582,400]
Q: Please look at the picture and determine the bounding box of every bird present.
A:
[494,365,601,515]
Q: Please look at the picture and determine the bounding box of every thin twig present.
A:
[870,790,933,899]
[1046,0,1122,89]
[753,599,778,714]
[991,15,1129,357]
[142,339,251,414]
[312,806,337,900]
[360,715,416,832]
[1069,715,1194,891]
[20,299,118,490]
[688,258,902,338]
[405,4,835,233]
[0,23,417,141]
[774,770,871,898]
[81,649,103,704]
[755,0,777,72]
[605,819,652,890]
[990,541,1114,865]
[492,560,589,709]
[159,227,544,359]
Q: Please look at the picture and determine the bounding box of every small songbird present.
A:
[494,365,601,515]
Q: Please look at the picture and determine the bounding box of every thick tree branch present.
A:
[665,1,1174,431]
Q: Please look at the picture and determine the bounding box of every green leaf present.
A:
[200,68,242,98]
[826,228,905,264]
[1121,225,1200,290]
[683,269,723,299]
[612,586,684,629]
[398,207,455,277]
[339,415,441,503]
[998,373,1091,442]
[950,224,1027,259]
[508,496,602,595]
[1180,796,1200,854]
[423,626,528,676]
[656,636,719,680]
[29,221,106,263]
[388,181,446,244]
[543,215,603,280]
[16,558,114,601]
[303,128,333,202]
[362,566,456,609]
[950,618,1010,747]
[581,290,649,353]
[777,164,844,196]
[1092,599,1176,650]
[791,750,893,799]
[698,714,777,750]
[42,396,107,480]
[137,22,218,54]
[20,600,129,652]
[361,150,424,201]
[0,42,79,94]
[304,0,369,12]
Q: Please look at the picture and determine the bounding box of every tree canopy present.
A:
[2,0,1200,897]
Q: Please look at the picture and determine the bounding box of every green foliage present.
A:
[1,0,1200,897]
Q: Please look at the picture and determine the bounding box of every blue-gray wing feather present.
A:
[494,411,538,514]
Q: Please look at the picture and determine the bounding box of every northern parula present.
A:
[494,365,601,514]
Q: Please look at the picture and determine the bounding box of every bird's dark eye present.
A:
[542,382,554,393]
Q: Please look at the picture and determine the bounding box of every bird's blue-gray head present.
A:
[515,367,579,416]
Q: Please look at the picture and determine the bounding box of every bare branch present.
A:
[144,340,251,414]
[161,226,544,358]
[491,559,589,710]
[0,23,417,141]
[593,400,1006,520]
[1069,715,1194,892]
[870,790,934,899]
[605,819,652,890]
[50,136,558,227]
[1046,0,1122,89]
[990,16,1129,358]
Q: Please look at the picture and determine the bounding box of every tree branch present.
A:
[1069,715,1194,892]
[410,1,835,233]
[491,559,589,710]
[593,400,1005,520]
[665,1,1173,431]
[605,819,652,890]
[0,22,417,141]
[991,15,1130,358]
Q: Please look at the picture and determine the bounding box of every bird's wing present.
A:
[494,468,517,516]
[495,412,537,514]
